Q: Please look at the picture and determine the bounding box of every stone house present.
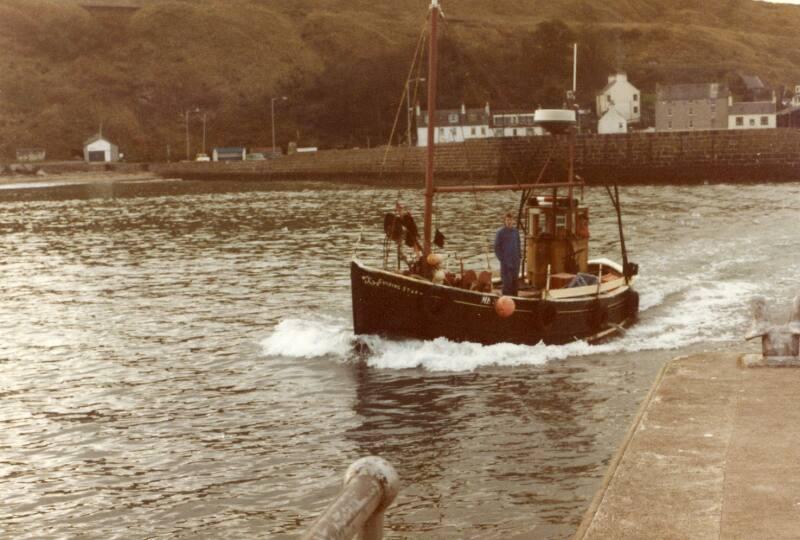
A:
[655,83,730,132]
[416,103,492,147]
[596,72,641,128]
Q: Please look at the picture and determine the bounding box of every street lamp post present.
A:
[271,96,288,156]
[201,112,207,155]
[184,107,201,160]
[406,77,425,146]
[184,110,190,160]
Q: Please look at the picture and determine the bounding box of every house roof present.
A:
[80,1,140,10]
[656,83,729,101]
[598,73,637,95]
[740,74,765,91]
[416,108,490,127]
[730,101,776,115]
[601,108,626,122]
[84,133,112,146]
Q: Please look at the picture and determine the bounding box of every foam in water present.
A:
[261,317,353,358]
[262,272,756,371]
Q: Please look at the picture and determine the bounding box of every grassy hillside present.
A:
[2,0,800,160]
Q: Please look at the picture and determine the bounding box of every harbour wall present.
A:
[152,129,800,185]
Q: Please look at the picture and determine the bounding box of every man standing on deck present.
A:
[494,212,521,296]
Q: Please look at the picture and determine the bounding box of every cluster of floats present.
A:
[350,0,639,347]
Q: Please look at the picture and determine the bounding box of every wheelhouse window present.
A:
[736,116,744,126]
[760,116,769,126]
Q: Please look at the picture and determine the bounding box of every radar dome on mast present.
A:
[533,109,576,135]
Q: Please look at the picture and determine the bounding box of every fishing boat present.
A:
[350,0,639,346]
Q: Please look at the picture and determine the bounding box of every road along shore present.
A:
[575,350,800,539]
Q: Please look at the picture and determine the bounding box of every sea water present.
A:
[1,180,797,538]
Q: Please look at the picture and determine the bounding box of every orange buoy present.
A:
[495,296,516,318]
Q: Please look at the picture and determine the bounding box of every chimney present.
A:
[485,102,490,115]
[728,94,733,106]
[461,103,466,115]
[415,104,420,116]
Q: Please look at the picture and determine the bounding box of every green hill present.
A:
[2,0,800,160]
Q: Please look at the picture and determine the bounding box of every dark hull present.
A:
[350,260,638,346]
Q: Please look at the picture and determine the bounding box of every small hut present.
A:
[84,134,120,162]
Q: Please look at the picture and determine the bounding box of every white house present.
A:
[83,134,120,162]
[597,108,628,134]
[491,111,544,137]
[728,94,777,130]
[416,103,491,146]
[596,72,641,126]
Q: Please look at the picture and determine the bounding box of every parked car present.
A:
[246,153,266,161]
[195,153,211,162]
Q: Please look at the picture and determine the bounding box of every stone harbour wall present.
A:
[152,128,800,185]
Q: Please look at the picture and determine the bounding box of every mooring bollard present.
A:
[742,295,800,366]
[303,456,400,540]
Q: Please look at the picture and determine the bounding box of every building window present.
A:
[749,118,755,127]
[471,127,476,135]
[668,120,672,129]
[689,119,694,128]
[618,123,624,129]
[527,128,534,136]
[634,106,639,114]
[512,128,518,136]
[556,214,566,232]
[439,127,445,135]
[761,116,768,126]
[711,119,716,127]
[736,116,743,126]
[633,94,639,102]
[494,128,503,137]
[450,128,457,137]
[481,127,486,135]
[689,107,694,116]
[668,108,672,117]
[448,113,459,124]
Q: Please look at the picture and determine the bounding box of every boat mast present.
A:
[423,0,440,257]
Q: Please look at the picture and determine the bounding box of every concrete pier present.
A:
[576,351,800,539]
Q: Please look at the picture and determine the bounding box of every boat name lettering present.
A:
[362,275,423,296]
[481,296,492,305]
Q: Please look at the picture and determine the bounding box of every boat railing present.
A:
[302,456,400,540]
